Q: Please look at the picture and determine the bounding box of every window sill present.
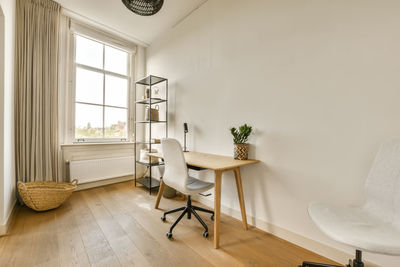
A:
[61,142,135,148]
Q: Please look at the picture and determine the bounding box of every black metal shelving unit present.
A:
[134,75,168,194]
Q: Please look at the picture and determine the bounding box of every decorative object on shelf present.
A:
[145,105,159,121]
[151,138,161,143]
[153,86,161,97]
[183,122,188,152]
[140,148,159,164]
[18,179,78,211]
[145,87,151,98]
[230,124,253,160]
[122,0,164,16]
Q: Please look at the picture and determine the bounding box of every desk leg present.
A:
[155,179,165,209]
[234,167,248,230]
[214,170,222,249]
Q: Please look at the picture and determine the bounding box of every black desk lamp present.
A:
[183,122,188,152]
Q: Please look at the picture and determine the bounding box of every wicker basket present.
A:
[18,179,78,211]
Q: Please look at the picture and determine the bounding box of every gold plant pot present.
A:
[234,144,249,160]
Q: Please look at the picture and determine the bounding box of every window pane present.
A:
[105,75,128,107]
[104,107,127,138]
[75,67,104,105]
[75,35,103,69]
[75,103,103,138]
[104,45,128,75]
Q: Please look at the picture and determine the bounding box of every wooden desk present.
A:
[150,151,259,249]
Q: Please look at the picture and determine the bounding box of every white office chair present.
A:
[160,138,215,238]
[300,140,400,267]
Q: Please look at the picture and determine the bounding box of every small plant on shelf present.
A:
[230,124,253,160]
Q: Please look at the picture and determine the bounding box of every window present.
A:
[73,34,131,142]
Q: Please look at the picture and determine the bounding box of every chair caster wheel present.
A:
[211,214,214,221]
[203,231,209,238]
[166,232,173,238]
[161,216,166,221]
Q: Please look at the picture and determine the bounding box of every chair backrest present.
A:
[364,139,400,229]
[161,138,188,192]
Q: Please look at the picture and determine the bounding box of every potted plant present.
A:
[230,124,253,160]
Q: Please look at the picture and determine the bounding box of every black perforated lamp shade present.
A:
[122,0,164,16]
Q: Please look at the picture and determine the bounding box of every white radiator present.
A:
[69,156,135,184]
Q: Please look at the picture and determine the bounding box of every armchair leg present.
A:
[193,205,215,215]
[191,207,208,232]
[164,206,185,216]
[169,207,188,233]
[299,250,363,267]
[299,262,344,267]
[353,250,364,267]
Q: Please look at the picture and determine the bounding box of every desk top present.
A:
[148,151,259,171]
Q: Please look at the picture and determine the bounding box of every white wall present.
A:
[146,0,400,266]
[0,0,15,231]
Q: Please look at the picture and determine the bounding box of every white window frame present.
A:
[67,23,136,143]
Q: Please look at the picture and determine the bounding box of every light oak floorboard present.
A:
[108,184,213,267]
[0,181,339,267]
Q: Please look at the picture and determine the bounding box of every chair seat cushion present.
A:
[308,202,400,255]
[183,176,214,195]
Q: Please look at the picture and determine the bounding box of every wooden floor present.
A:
[0,181,338,267]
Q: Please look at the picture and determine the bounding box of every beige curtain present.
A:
[15,0,61,182]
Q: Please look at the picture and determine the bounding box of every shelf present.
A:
[134,75,167,195]
[135,120,167,124]
[136,176,160,190]
[136,98,166,105]
[136,141,161,145]
[135,75,167,86]
[136,161,164,167]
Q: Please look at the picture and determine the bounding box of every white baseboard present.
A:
[195,195,380,267]
[76,175,134,191]
[0,199,17,236]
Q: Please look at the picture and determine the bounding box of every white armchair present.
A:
[300,140,400,267]
[159,138,215,239]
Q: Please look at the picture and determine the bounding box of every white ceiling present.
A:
[55,0,207,46]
